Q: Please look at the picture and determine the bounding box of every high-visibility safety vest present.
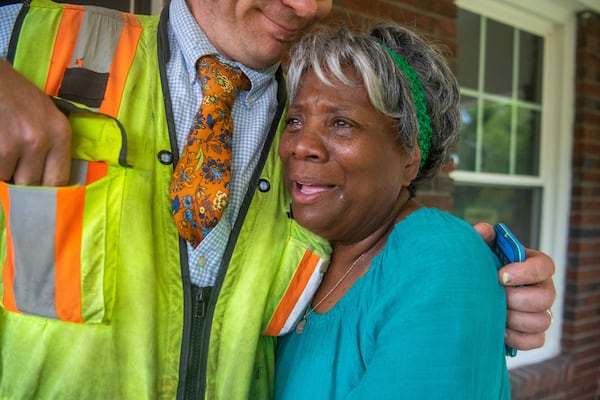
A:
[0,1,331,399]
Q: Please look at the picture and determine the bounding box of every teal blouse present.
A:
[275,208,511,399]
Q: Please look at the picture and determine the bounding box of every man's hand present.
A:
[0,59,71,186]
[474,222,556,351]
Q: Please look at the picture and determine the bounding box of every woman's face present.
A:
[279,67,420,244]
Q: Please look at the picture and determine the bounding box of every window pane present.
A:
[481,100,511,173]
[516,108,541,175]
[452,185,541,248]
[485,19,513,97]
[457,95,478,171]
[457,9,480,90]
[519,31,544,102]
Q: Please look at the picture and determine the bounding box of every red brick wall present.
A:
[560,10,600,399]
[318,2,600,399]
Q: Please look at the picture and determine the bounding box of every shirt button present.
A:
[158,150,174,165]
[258,179,270,192]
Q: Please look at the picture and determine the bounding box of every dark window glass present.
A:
[518,31,544,102]
[453,185,541,248]
[516,108,541,175]
[457,9,480,90]
[481,100,511,173]
[485,19,513,97]
[457,95,478,171]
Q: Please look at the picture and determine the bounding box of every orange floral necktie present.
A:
[170,55,251,248]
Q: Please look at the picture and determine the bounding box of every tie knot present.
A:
[197,55,251,106]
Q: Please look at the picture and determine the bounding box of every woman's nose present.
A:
[287,129,328,161]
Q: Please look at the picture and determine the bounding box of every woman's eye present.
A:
[285,117,301,127]
[333,119,351,128]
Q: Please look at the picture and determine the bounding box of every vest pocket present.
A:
[0,109,127,324]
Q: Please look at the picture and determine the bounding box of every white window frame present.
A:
[453,0,577,368]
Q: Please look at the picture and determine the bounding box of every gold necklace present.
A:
[296,252,367,334]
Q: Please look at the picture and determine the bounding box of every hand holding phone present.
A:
[492,223,526,357]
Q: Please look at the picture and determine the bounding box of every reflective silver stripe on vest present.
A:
[69,159,90,186]
[9,186,58,319]
[71,6,124,73]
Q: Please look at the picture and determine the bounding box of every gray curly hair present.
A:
[285,22,461,194]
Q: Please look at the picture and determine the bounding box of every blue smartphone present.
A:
[492,223,526,357]
[493,223,526,266]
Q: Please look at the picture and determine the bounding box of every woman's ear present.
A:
[402,146,421,186]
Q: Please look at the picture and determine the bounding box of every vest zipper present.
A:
[184,286,212,398]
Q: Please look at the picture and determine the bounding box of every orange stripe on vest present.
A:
[100,13,142,117]
[86,161,108,185]
[263,251,323,336]
[0,183,18,314]
[54,186,86,323]
[44,5,85,96]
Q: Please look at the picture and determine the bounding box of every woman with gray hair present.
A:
[275,22,510,398]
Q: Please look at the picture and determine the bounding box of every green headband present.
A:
[381,44,432,170]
